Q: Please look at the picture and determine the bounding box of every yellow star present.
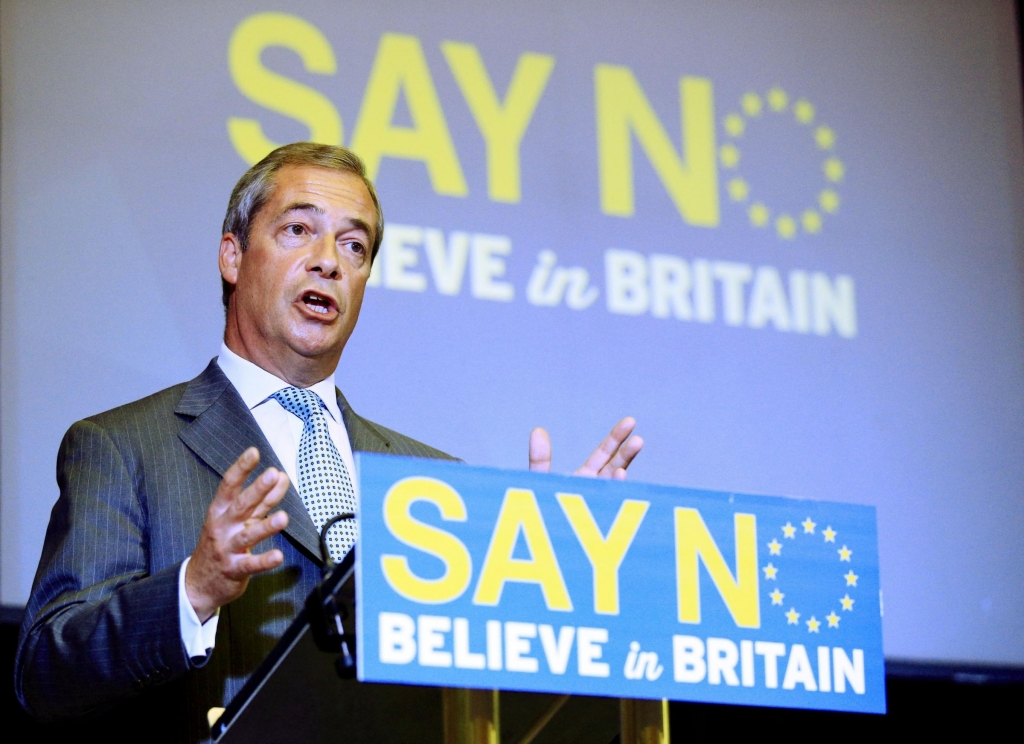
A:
[838,545,853,562]
[823,526,837,543]
[826,611,840,628]
[724,113,745,137]
[767,86,788,112]
[720,144,741,169]
[742,92,763,117]
[793,99,815,124]
[824,157,845,182]
[840,593,855,611]
[727,178,749,202]
[819,189,840,214]
[749,202,770,227]
[815,126,836,150]
[768,538,782,556]
[770,589,785,606]
[775,214,797,240]
[844,570,859,587]
[782,522,796,539]
[806,616,821,633]
[763,562,778,580]
[785,608,800,625]
[801,517,817,534]
[801,210,822,234]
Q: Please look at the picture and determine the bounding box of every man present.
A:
[15,143,643,741]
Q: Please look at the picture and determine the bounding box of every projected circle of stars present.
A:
[763,515,857,633]
[720,87,843,241]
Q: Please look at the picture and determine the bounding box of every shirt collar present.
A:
[217,342,342,423]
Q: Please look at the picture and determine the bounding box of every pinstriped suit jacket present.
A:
[15,359,455,741]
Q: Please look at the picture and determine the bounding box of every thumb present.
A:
[529,428,552,472]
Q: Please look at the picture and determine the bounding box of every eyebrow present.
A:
[276,203,373,241]
[345,217,374,241]
[277,201,324,218]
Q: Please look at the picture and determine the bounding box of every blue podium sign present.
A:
[355,454,885,713]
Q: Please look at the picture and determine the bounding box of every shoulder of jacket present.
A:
[359,416,461,462]
[80,381,191,432]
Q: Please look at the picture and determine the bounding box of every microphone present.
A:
[307,512,358,678]
[318,512,355,576]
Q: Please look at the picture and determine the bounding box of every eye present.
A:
[285,223,306,236]
[345,240,366,255]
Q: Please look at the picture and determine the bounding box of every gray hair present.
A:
[221,142,384,309]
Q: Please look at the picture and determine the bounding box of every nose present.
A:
[307,234,341,280]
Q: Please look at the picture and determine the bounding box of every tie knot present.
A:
[271,387,325,423]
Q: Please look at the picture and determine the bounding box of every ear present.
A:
[219,233,243,288]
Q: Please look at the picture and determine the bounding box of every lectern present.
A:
[210,550,666,744]
[213,453,884,741]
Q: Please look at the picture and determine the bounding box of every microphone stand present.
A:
[305,513,358,678]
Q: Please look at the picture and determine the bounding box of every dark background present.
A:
[2,2,1023,740]
[3,598,1022,741]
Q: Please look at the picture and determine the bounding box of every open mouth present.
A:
[300,290,337,316]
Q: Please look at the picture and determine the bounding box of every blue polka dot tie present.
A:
[271,387,357,561]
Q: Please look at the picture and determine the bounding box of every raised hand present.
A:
[185,447,290,622]
[529,417,644,480]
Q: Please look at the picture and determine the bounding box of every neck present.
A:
[223,318,340,389]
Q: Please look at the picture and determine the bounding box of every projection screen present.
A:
[2,0,1023,668]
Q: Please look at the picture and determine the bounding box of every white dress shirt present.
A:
[178,343,357,659]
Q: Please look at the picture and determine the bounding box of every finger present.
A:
[228,510,289,553]
[230,468,286,519]
[613,467,628,481]
[230,549,285,578]
[598,435,644,478]
[250,472,291,520]
[211,448,261,512]
[576,417,636,476]
[529,428,552,472]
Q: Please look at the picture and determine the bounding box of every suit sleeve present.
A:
[14,419,192,721]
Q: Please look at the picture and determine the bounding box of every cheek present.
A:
[345,277,369,314]
[242,253,297,305]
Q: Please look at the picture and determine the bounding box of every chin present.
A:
[287,330,347,360]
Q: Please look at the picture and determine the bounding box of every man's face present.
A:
[220,165,377,376]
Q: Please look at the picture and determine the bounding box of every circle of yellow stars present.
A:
[720,87,843,241]
[763,515,857,633]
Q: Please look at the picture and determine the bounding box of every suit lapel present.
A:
[337,388,392,454]
[175,360,323,563]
